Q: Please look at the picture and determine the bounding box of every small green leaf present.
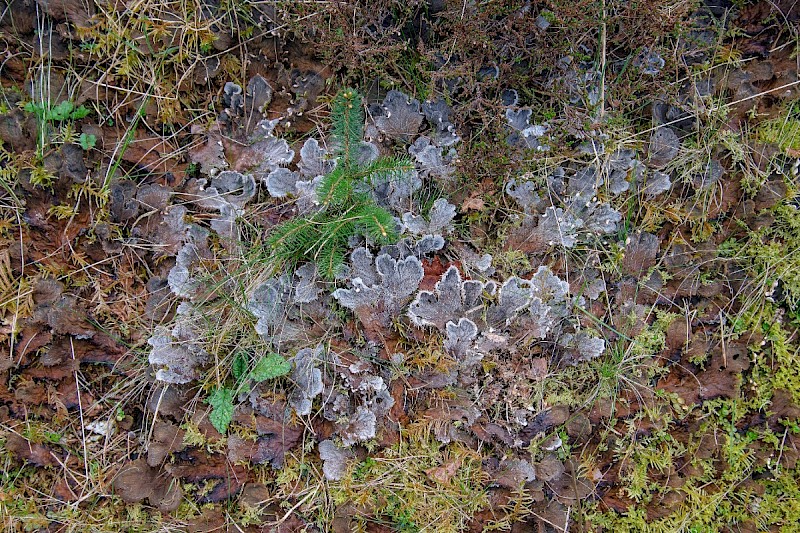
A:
[23,102,44,118]
[231,351,248,382]
[79,133,96,151]
[207,387,234,434]
[49,101,74,121]
[70,105,91,120]
[249,353,291,382]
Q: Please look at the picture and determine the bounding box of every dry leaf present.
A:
[461,192,485,212]
[426,457,462,485]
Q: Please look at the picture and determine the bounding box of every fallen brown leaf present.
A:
[426,457,462,485]
[461,192,485,212]
[5,433,60,466]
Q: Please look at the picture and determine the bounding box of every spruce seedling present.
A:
[268,88,413,279]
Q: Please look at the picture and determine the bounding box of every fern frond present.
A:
[331,88,364,169]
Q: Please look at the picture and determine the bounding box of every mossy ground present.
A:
[1,0,800,531]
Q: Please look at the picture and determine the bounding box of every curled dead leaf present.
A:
[426,457,462,485]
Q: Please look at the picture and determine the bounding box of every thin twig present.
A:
[70,337,90,493]
[598,0,607,120]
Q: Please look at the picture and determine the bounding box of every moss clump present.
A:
[757,104,800,154]
[328,434,488,532]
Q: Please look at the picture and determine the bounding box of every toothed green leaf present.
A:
[207,387,234,434]
[232,352,248,382]
[249,353,291,382]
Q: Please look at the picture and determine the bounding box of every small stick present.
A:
[70,337,90,492]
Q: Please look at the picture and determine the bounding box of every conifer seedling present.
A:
[267,88,414,279]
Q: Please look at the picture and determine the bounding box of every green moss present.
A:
[587,399,799,531]
[754,308,800,405]
[329,436,488,532]
[757,104,800,153]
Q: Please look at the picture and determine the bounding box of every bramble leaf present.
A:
[250,353,291,382]
[208,387,234,434]
[232,352,248,382]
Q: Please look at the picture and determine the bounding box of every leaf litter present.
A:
[1,1,799,531]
